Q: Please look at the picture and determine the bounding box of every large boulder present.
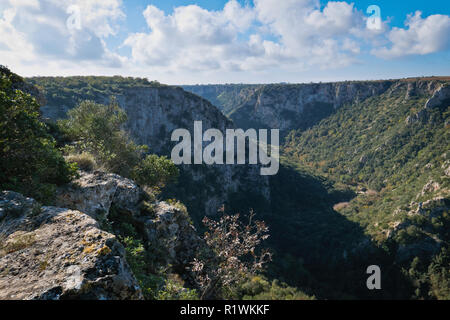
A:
[0,191,143,300]
[55,171,143,220]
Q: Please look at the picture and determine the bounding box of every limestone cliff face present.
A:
[38,84,270,217]
[234,82,393,131]
[405,82,450,125]
[182,84,262,115]
[184,79,447,133]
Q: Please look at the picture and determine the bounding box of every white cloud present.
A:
[124,0,367,73]
[124,2,257,71]
[252,0,365,67]
[372,11,450,59]
[0,0,126,73]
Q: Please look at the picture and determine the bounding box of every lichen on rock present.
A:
[0,191,143,300]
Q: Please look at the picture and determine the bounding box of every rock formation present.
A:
[55,171,203,270]
[0,171,204,300]
[0,191,143,300]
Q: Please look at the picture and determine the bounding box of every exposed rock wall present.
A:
[184,80,446,133]
[55,171,143,220]
[38,84,270,217]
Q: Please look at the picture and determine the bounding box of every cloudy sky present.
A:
[0,0,449,84]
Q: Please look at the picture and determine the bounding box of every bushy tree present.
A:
[59,99,145,177]
[0,67,77,203]
[237,276,314,300]
[59,99,178,189]
[131,154,179,190]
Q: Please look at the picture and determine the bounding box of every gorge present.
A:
[1,68,448,300]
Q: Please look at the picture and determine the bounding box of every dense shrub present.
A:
[65,152,97,171]
[131,154,179,190]
[0,67,77,203]
[59,99,146,177]
[237,276,314,300]
[59,100,178,189]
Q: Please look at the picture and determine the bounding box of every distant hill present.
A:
[183,79,450,134]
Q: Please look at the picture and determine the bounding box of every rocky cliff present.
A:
[55,171,202,269]
[29,78,270,218]
[182,84,262,116]
[0,171,202,300]
[183,79,449,134]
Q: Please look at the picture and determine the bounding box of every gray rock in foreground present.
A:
[55,171,203,271]
[0,191,143,300]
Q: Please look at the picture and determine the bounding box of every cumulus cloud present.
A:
[0,0,126,71]
[372,11,450,59]
[124,2,258,72]
[123,0,369,73]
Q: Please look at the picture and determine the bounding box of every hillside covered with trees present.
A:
[186,80,450,299]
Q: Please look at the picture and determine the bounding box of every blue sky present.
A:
[0,0,449,84]
[123,0,450,27]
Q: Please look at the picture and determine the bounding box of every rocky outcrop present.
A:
[137,201,202,268]
[0,171,205,299]
[55,171,202,270]
[0,191,143,300]
[387,195,449,262]
[402,80,442,101]
[425,84,450,109]
[405,83,450,125]
[55,171,143,220]
[405,109,429,125]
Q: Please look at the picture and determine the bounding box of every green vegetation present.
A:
[278,83,450,299]
[58,100,179,190]
[59,99,146,177]
[0,66,77,203]
[132,154,179,190]
[27,76,164,109]
[237,276,315,300]
[65,152,97,171]
[284,85,449,241]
